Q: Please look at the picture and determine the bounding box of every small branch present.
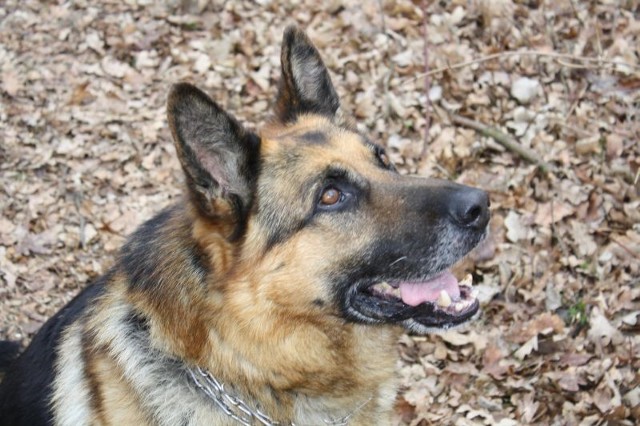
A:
[376,0,386,34]
[73,190,86,250]
[610,237,640,260]
[407,50,639,83]
[420,0,431,159]
[450,113,555,173]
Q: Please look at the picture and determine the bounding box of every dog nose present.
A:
[448,187,490,230]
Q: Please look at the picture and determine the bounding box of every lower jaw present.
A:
[347,297,480,332]
[400,311,480,334]
[405,301,480,331]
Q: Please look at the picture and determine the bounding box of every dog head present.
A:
[167,26,489,334]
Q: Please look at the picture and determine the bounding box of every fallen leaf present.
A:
[558,373,580,392]
[440,330,488,352]
[511,77,541,104]
[558,353,592,367]
[534,201,574,226]
[514,335,538,360]
[504,210,529,242]
[588,308,623,346]
[2,70,22,96]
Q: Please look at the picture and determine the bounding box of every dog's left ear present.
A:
[274,26,340,123]
[167,83,260,229]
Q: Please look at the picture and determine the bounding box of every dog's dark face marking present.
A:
[248,124,488,332]
[168,26,490,334]
[296,131,328,145]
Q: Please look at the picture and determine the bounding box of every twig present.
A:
[610,237,640,260]
[376,0,386,34]
[420,0,431,159]
[550,196,570,260]
[565,83,588,121]
[73,190,86,250]
[550,118,592,138]
[381,65,394,118]
[407,50,639,83]
[556,59,600,70]
[450,113,555,174]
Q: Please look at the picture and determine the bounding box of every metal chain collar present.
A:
[187,366,371,426]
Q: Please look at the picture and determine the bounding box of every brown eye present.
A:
[320,187,341,206]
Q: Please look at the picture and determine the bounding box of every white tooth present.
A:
[376,282,390,292]
[437,290,452,308]
[470,287,479,299]
[375,282,401,298]
[459,274,473,287]
[456,299,472,312]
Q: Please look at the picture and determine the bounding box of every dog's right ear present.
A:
[274,25,340,124]
[167,83,260,228]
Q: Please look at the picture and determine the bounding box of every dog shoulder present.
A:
[0,275,108,426]
[49,205,222,425]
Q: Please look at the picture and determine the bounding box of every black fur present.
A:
[0,275,108,426]
[122,206,210,293]
[0,342,20,373]
[296,131,328,145]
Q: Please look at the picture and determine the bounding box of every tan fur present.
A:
[46,28,442,425]
[189,117,402,422]
[51,114,403,425]
[86,349,148,425]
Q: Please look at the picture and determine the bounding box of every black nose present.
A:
[448,186,490,230]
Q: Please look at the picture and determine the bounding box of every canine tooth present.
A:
[373,282,388,291]
[437,290,452,308]
[375,282,401,298]
[384,283,400,297]
[459,274,473,287]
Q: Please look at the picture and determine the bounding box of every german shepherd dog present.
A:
[0,26,489,425]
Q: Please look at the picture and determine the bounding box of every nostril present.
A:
[465,205,482,223]
[448,187,490,229]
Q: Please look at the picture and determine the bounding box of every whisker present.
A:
[389,256,407,267]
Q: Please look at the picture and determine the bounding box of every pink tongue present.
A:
[399,271,460,307]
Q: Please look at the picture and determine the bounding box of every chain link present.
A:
[187,366,370,426]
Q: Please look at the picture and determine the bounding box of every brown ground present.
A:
[0,1,638,425]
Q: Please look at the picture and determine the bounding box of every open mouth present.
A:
[348,271,480,331]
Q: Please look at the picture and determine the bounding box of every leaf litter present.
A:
[0,0,638,424]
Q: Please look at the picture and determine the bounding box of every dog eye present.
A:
[319,187,342,206]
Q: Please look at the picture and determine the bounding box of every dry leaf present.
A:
[514,335,538,360]
[511,77,541,104]
[588,308,623,346]
[2,70,22,96]
[504,211,528,242]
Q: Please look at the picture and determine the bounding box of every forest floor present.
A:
[1,1,638,424]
